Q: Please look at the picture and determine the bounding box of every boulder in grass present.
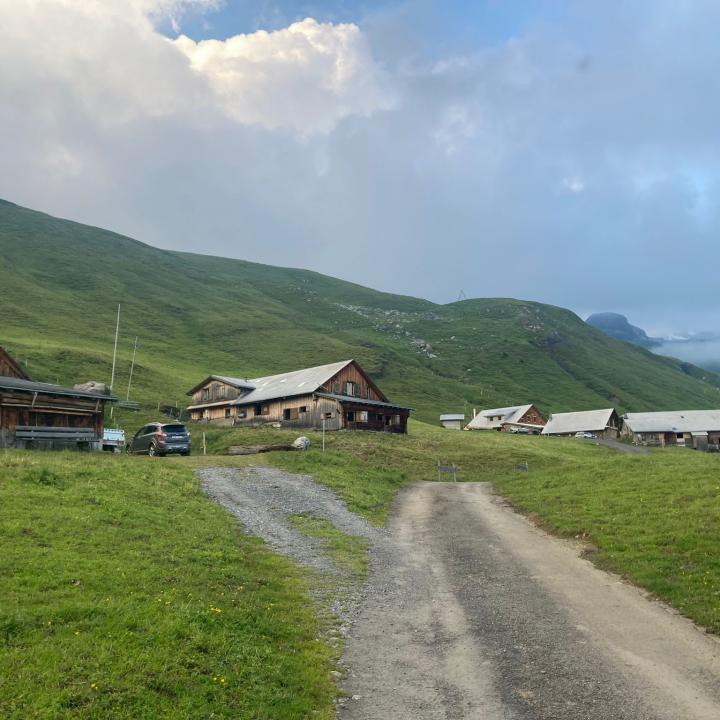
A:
[292,436,311,450]
[73,381,111,395]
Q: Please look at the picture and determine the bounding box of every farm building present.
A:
[622,410,720,449]
[465,404,546,433]
[0,346,116,450]
[187,359,411,433]
[541,408,620,438]
[440,414,465,430]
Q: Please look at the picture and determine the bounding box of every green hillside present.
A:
[1,197,719,421]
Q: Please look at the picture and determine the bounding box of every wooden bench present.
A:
[437,462,458,481]
[15,426,98,443]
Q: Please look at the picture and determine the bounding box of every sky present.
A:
[1,0,719,335]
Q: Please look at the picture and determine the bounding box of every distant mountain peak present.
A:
[586,312,660,348]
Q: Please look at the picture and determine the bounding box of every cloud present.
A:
[173,18,395,132]
[0,1,390,133]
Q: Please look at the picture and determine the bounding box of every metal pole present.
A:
[322,417,326,452]
[109,304,120,419]
[202,432,206,456]
[126,336,138,401]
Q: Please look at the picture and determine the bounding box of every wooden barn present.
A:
[465,404,546,433]
[541,408,620,439]
[187,359,411,433]
[622,410,720,449]
[0,346,116,450]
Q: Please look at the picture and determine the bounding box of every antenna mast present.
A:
[109,304,120,418]
[126,336,138,401]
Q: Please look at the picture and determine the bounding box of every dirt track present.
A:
[339,482,720,719]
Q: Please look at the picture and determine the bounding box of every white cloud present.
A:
[173,18,395,133]
[562,176,585,193]
[0,1,390,134]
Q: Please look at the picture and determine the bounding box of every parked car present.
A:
[127,422,191,456]
[574,431,597,439]
[511,427,532,434]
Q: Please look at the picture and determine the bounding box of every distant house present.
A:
[439,414,465,430]
[622,410,720,450]
[187,359,411,433]
[541,408,620,438]
[0,346,116,449]
[465,404,546,433]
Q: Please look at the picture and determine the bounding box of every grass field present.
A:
[3,420,720,719]
[0,451,337,720]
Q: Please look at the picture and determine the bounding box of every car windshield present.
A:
[162,424,187,433]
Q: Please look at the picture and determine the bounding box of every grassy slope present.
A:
[0,452,336,720]
[2,198,720,422]
[196,422,720,633]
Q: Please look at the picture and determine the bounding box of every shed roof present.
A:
[542,409,616,435]
[624,410,720,433]
[440,414,466,421]
[466,404,534,430]
[0,375,117,401]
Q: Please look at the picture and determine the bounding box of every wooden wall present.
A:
[518,406,547,426]
[0,389,106,448]
[318,363,385,402]
[190,380,242,406]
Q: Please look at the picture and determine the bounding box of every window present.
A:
[284,408,299,421]
[299,406,307,413]
[225,408,231,418]
[359,411,368,422]
[346,381,356,396]
[202,388,210,401]
[332,382,340,394]
[262,405,269,415]
[239,410,247,419]
[324,412,333,419]
[347,411,356,422]
[366,385,371,399]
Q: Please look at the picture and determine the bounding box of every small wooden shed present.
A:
[0,346,116,449]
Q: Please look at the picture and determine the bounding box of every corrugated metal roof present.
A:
[0,375,117,401]
[232,360,353,405]
[440,414,465,421]
[542,409,615,435]
[466,404,533,430]
[624,410,720,433]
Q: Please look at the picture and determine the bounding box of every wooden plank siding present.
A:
[316,363,386,402]
[0,389,106,448]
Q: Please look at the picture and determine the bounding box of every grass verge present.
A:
[288,515,369,579]
[0,451,337,719]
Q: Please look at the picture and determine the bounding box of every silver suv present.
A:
[127,422,191,456]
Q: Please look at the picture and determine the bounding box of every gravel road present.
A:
[340,482,720,720]
[199,468,720,719]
